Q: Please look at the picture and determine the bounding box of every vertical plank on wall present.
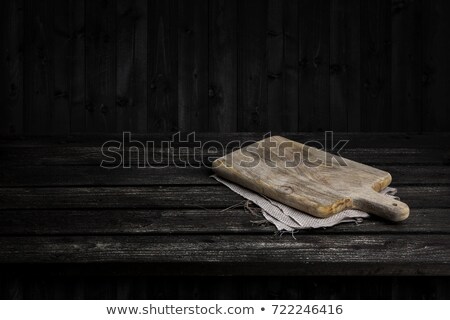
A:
[209,0,237,132]
[361,0,391,132]
[178,0,209,132]
[85,0,116,132]
[0,0,23,134]
[391,0,422,132]
[24,0,54,133]
[237,0,267,132]
[24,0,79,134]
[53,0,70,133]
[148,0,178,132]
[68,0,86,133]
[282,0,299,132]
[330,0,360,132]
[267,0,283,132]
[298,0,330,132]
[422,0,450,132]
[117,0,148,133]
[267,0,299,132]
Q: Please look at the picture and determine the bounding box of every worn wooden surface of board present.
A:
[0,133,449,278]
[212,136,410,221]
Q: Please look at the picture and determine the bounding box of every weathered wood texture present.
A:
[330,0,360,131]
[1,165,448,186]
[0,133,449,298]
[2,0,450,133]
[209,0,238,132]
[1,208,449,235]
[148,0,178,132]
[421,0,450,132]
[0,134,449,276]
[85,0,117,132]
[1,185,449,210]
[212,136,410,221]
[1,0,23,134]
[238,0,267,131]
[298,0,330,131]
[117,0,148,132]
[1,146,447,166]
[361,0,391,132]
[178,0,208,131]
[0,235,448,276]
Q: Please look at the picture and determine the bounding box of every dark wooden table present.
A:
[0,133,449,278]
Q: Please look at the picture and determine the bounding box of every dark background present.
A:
[1,0,449,135]
[1,0,449,300]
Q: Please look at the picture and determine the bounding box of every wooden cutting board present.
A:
[212,136,409,222]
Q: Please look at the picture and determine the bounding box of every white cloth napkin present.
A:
[212,175,399,231]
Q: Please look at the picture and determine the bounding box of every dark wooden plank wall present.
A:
[0,0,23,134]
[1,0,449,134]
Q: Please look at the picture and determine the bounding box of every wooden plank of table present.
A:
[0,235,448,275]
[0,165,448,187]
[1,133,449,149]
[0,185,448,209]
[0,166,214,186]
[0,146,446,166]
[0,208,448,235]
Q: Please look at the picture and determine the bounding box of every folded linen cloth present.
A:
[212,175,399,231]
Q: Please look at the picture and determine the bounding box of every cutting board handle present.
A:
[354,190,410,222]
